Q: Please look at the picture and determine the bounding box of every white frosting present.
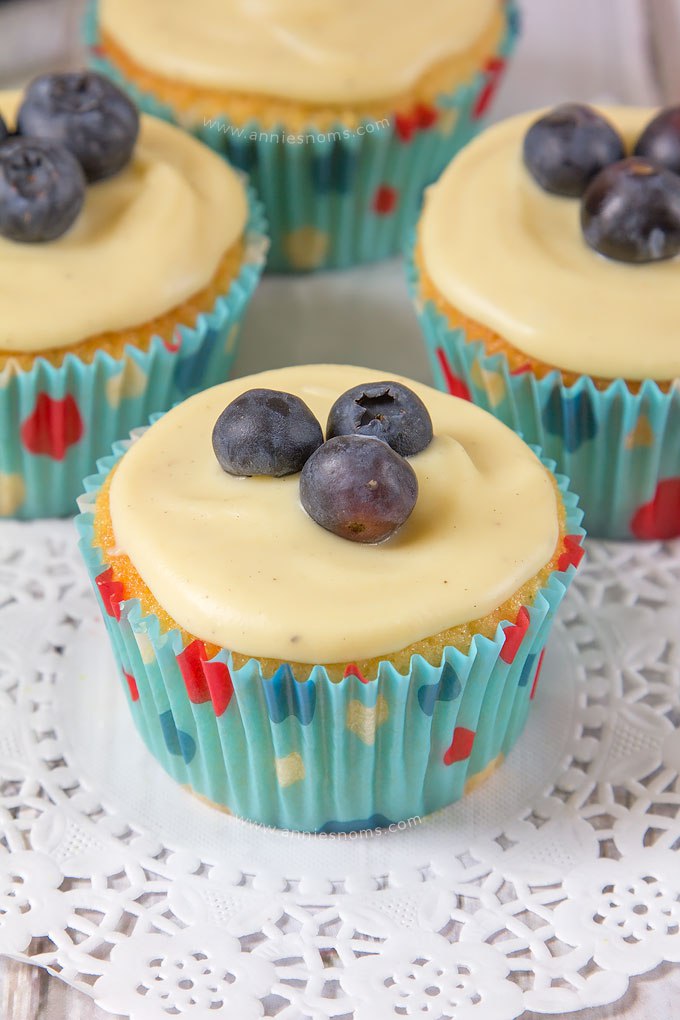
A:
[0,91,247,352]
[108,365,559,663]
[420,107,680,382]
[99,0,499,104]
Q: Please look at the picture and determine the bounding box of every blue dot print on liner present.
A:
[417,661,462,716]
[318,814,394,834]
[518,652,538,688]
[508,3,522,36]
[227,138,257,173]
[173,332,219,396]
[310,145,358,194]
[542,388,598,452]
[264,664,317,725]
[159,709,196,764]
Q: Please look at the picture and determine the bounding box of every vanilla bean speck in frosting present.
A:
[0,91,247,351]
[99,0,499,104]
[420,107,680,382]
[106,365,560,663]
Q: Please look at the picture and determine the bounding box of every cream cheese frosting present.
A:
[108,364,559,663]
[0,91,247,352]
[420,107,680,382]
[99,0,499,105]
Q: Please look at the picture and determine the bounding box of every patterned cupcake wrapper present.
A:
[407,248,680,541]
[0,187,267,520]
[76,433,584,833]
[85,1,519,272]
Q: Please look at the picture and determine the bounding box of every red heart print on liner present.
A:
[177,640,234,716]
[501,606,530,664]
[444,726,476,765]
[20,393,83,460]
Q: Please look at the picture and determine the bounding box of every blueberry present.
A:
[212,388,323,477]
[523,103,625,197]
[0,137,85,243]
[17,72,139,183]
[326,381,433,457]
[0,114,7,144]
[300,435,418,544]
[634,106,680,175]
[581,157,680,263]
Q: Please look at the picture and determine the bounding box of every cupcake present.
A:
[77,364,584,832]
[0,72,266,520]
[87,0,518,272]
[411,104,680,540]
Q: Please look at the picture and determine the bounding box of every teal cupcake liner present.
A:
[85,1,519,272]
[0,187,267,520]
[407,248,680,541]
[76,431,584,833]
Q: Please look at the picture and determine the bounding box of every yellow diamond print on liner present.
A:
[186,787,233,814]
[246,233,269,265]
[275,752,306,788]
[346,695,389,745]
[464,753,504,795]
[284,226,329,271]
[437,108,459,137]
[0,361,19,389]
[470,360,505,407]
[625,415,655,450]
[134,631,156,665]
[105,356,148,408]
[0,473,25,516]
[224,323,240,356]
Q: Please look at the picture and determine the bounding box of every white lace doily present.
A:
[0,521,679,1020]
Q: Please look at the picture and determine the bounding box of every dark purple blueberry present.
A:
[17,72,139,183]
[634,106,680,175]
[581,157,680,263]
[0,137,85,243]
[326,381,433,457]
[0,114,7,144]
[523,103,625,197]
[212,388,323,477]
[300,435,418,544]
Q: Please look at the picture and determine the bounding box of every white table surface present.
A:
[0,1,678,1017]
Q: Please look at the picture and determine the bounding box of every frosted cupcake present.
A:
[411,104,680,539]
[88,0,518,271]
[77,364,583,832]
[0,72,266,519]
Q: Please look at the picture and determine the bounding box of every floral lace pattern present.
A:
[0,522,679,1019]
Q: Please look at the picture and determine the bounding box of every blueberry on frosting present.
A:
[212,388,323,477]
[214,381,429,542]
[300,435,418,544]
[523,103,625,197]
[0,137,85,243]
[18,71,139,183]
[326,380,433,457]
[581,156,680,264]
[634,105,680,176]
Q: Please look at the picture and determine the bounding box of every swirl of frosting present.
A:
[420,107,680,382]
[108,364,559,663]
[99,0,499,104]
[0,91,247,352]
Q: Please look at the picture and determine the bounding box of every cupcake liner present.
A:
[0,187,267,520]
[407,249,680,540]
[75,431,584,833]
[85,1,519,272]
